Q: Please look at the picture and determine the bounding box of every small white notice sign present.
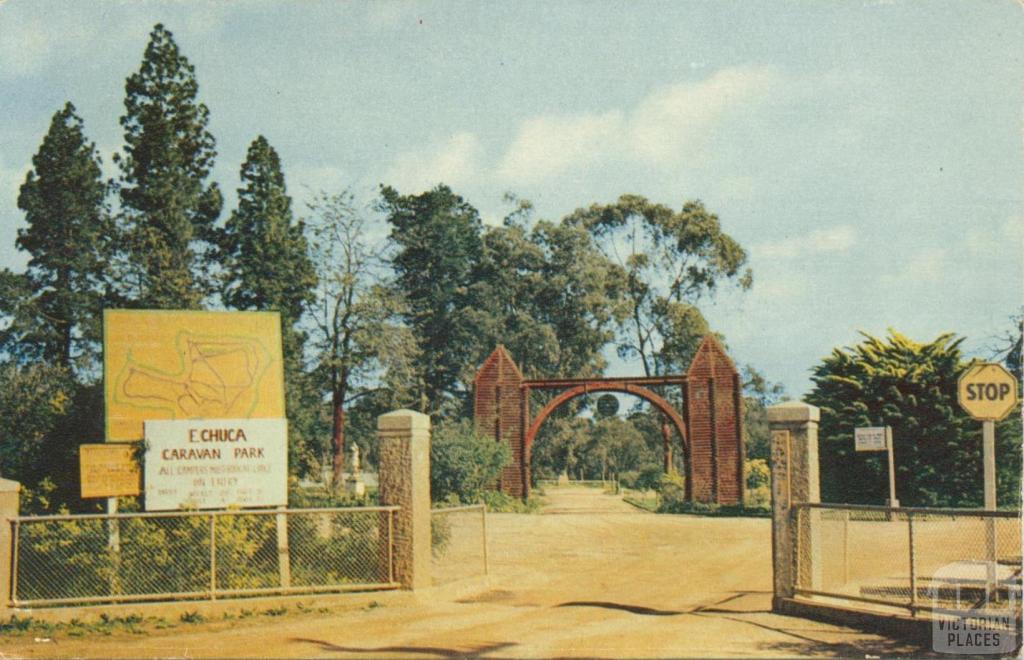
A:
[144,418,287,511]
[854,426,888,452]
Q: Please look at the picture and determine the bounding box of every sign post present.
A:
[957,362,1020,601]
[855,426,898,507]
[957,363,1019,508]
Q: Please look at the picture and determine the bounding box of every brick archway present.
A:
[473,335,744,503]
[523,381,688,475]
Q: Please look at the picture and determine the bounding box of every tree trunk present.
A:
[331,397,346,491]
[661,418,673,473]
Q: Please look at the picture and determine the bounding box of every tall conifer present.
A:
[116,23,222,309]
[220,136,316,369]
[7,102,111,370]
[220,136,317,474]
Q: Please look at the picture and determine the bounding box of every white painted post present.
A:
[885,426,899,508]
[983,420,997,601]
[276,507,291,588]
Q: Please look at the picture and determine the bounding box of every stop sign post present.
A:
[957,362,1020,600]
[957,363,1020,510]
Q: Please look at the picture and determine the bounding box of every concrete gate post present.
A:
[768,402,821,609]
[377,409,431,590]
[0,477,20,617]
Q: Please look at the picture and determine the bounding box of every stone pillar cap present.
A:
[767,401,820,423]
[0,477,21,493]
[378,409,432,432]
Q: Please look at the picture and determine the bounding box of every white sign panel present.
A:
[144,418,287,511]
[854,426,888,452]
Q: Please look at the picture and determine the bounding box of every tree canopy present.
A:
[807,331,1021,507]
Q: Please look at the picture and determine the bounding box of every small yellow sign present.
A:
[957,363,1020,421]
[80,444,141,498]
[104,310,285,441]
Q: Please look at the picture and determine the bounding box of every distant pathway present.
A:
[539,483,642,515]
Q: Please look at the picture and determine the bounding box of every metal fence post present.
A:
[9,520,19,607]
[387,509,394,585]
[209,514,217,600]
[481,505,489,576]
[842,509,849,585]
[908,511,917,616]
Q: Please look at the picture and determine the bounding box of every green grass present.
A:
[623,496,659,512]
[0,601,332,639]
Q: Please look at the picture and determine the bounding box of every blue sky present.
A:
[1,1,1021,397]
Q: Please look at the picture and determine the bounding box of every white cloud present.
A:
[965,214,1023,258]
[377,66,782,192]
[382,131,483,194]
[754,225,857,259]
[880,246,947,287]
[495,111,623,183]
[363,1,423,29]
[494,66,779,185]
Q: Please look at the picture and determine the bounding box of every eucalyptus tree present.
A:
[307,191,418,487]
[465,201,626,384]
[564,195,752,376]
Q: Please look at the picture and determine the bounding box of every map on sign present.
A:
[104,310,285,441]
[119,334,265,417]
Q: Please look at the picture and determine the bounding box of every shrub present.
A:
[430,419,510,503]
[635,464,664,491]
[656,471,687,508]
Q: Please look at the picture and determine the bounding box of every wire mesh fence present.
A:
[10,506,400,607]
[430,504,487,587]
[793,503,1022,621]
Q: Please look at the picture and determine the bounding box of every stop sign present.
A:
[957,363,1020,421]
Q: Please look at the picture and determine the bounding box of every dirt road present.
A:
[1,486,927,658]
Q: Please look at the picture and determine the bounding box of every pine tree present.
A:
[220,136,318,476]
[116,23,222,309]
[220,136,316,362]
[6,102,112,370]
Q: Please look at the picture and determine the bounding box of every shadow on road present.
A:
[289,637,516,658]
[556,601,683,616]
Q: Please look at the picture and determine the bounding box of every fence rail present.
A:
[792,503,1022,621]
[9,506,401,607]
[430,504,487,586]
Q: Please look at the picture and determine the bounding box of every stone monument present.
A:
[345,444,366,497]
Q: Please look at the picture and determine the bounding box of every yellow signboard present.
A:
[80,444,141,498]
[957,363,1020,421]
[104,310,285,441]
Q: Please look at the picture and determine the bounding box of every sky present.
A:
[1,1,1021,397]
